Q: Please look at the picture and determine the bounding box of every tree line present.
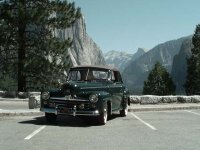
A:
[0,0,81,92]
[143,24,200,95]
[0,1,200,95]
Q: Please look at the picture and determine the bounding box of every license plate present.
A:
[63,108,70,113]
[58,107,71,113]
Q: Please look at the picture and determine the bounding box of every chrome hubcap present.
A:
[125,107,128,116]
[104,108,107,123]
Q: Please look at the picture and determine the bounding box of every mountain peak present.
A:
[104,51,133,72]
[104,49,147,72]
[137,48,148,53]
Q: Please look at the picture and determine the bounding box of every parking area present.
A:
[1,109,200,150]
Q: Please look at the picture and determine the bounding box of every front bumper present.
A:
[40,107,100,116]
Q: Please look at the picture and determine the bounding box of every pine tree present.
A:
[185,24,200,95]
[0,0,81,92]
[143,62,176,95]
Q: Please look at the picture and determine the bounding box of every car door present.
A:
[108,71,124,111]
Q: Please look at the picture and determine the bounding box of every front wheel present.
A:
[120,104,128,117]
[97,103,108,125]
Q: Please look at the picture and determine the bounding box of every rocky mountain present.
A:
[131,48,148,61]
[122,36,191,94]
[171,38,193,94]
[56,16,105,66]
[104,48,146,72]
[104,51,133,71]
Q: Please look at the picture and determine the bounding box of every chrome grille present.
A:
[50,99,91,110]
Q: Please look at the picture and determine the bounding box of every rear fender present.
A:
[123,88,130,106]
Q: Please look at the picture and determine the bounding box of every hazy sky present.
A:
[72,0,200,53]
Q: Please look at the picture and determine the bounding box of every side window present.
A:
[80,70,87,81]
[68,70,81,81]
[118,72,123,83]
[77,71,81,80]
[70,71,77,81]
[111,71,115,81]
[114,71,123,83]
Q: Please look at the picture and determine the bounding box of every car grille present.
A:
[49,99,91,110]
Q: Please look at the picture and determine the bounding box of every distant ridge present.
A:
[122,35,192,94]
[104,48,146,72]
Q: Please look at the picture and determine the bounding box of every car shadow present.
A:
[18,114,120,127]
[108,113,121,121]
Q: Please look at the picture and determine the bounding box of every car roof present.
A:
[70,65,119,72]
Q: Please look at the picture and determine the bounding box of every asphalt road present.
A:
[0,101,28,110]
[1,110,200,150]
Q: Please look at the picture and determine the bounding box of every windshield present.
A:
[67,68,109,81]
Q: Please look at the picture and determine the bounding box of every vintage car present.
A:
[40,65,130,125]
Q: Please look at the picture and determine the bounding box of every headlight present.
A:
[41,92,50,100]
[89,94,98,103]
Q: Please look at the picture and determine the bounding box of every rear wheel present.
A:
[45,113,57,123]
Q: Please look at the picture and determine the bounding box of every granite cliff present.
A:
[171,38,193,94]
[56,16,105,66]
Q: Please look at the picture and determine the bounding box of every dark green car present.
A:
[40,65,130,125]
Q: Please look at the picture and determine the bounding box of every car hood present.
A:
[62,81,107,91]
[50,81,110,98]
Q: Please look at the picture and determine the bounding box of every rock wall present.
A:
[130,95,200,104]
[171,38,193,94]
[56,16,105,66]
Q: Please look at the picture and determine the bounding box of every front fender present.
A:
[97,91,111,101]
[93,91,112,114]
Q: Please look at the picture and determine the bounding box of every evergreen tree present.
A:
[143,62,176,95]
[0,0,81,91]
[185,24,200,95]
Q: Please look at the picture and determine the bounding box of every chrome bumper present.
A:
[40,107,100,116]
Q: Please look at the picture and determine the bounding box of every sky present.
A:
[71,0,200,54]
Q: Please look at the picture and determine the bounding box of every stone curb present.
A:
[1,105,200,117]
[0,110,43,117]
[128,105,200,112]
[0,112,44,117]
[0,98,28,102]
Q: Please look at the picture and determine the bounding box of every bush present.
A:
[18,92,28,99]
[3,91,17,98]
[0,91,5,97]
